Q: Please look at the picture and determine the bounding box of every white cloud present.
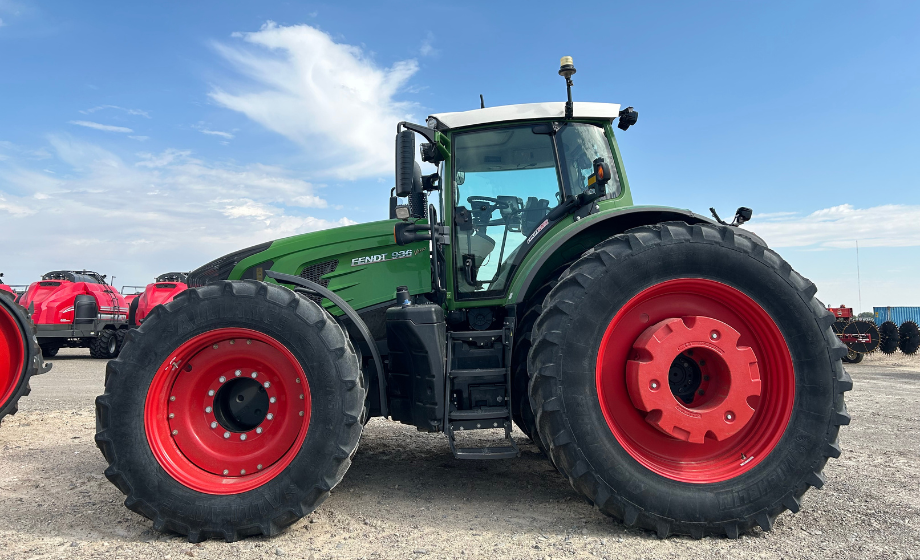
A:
[81,105,151,118]
[750,204,920,249]
[128,135,149,141]
[69,120,133,133]
[420,33,437,57]
[0,137,351,285]
[199,128,234,139]
[209,21,419,178]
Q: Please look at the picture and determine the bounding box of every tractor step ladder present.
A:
[444,327,519,460]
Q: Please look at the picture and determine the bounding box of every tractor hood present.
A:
[194,219,431,315]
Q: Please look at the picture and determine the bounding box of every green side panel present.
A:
[229,220,431,315]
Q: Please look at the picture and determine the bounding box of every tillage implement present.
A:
[95,58,851,542]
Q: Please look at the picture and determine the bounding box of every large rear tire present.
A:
[1,292,42,424]
[95,280,366,542]
[528,222,851,538]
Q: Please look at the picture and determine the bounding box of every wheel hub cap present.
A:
[145,328,311,494]
[626,316,761,444]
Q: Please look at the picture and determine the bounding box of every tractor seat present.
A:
[461,230,496,267]
[522,197,551,236]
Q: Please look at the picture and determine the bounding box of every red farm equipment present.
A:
[19,270,129,359]
[828,305,879,363]
[1,288,49,426]
[127,272,188,327]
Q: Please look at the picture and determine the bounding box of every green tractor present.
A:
[95,58,850,542]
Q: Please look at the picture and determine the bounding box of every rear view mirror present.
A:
[395,130,415,197]
[617,107,638,131]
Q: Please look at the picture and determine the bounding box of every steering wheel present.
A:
[467,196,510,212]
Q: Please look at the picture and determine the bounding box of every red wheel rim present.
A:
[145,328,311,494]
[595,279,794,483]
[0,305,26,409]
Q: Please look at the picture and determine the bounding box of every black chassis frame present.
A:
[35,322,123,345]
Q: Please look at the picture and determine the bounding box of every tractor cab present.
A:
[392,101,637,305]
[445,116,623,296]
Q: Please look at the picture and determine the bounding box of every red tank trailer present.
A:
[127,272,188,327]
[19,270,129,358]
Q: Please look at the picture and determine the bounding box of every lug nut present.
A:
[208,390,215,396]
[650,380,659,390]
[168,413,175,419]
[725,411,735,422]
[213,344,219,349]
[246,339,252,345]
[240,469,246,475]
[205,406,212,413]
[269,397,276,404]
[223,432,230,439]
[295,378,300,384]
[171,430,178,435]
[299,411,304,417]
[263,381,271,388]
[240,434,247,441]
[169,396,176,402]
[229,340,235,345]
[256,427,263,434]
[266,413,274,420]
[710,331,720,340]
[223,469,229,475]
[219,376,226,383]
[257,464,263,470]
[299,394,304,400]
[251,372,258,378]
[210,421,218,429]
[235,369,241,376]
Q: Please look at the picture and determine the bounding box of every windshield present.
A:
[558,123,620,199]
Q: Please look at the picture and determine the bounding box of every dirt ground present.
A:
[0,349,917,560]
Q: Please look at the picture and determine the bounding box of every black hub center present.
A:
[213,377,269,432]
[668,353,703,405]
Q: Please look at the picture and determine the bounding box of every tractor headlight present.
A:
[187,242,272,287]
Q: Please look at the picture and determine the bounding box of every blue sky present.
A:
[1,1,918,309]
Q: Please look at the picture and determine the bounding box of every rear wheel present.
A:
[90,329,119,359]
[95,280,365,542]
[842,349,864,364]
[529,222,851,538]
[1,292,41,424]
[40,343,60,358]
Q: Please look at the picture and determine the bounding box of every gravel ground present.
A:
[0,348,917,560]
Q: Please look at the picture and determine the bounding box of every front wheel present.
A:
[95,281,366,542]
[528,222,851,538]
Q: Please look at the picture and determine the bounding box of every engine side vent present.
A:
[299,260,338,305]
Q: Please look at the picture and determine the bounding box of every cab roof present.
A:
[427,102,621,130]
